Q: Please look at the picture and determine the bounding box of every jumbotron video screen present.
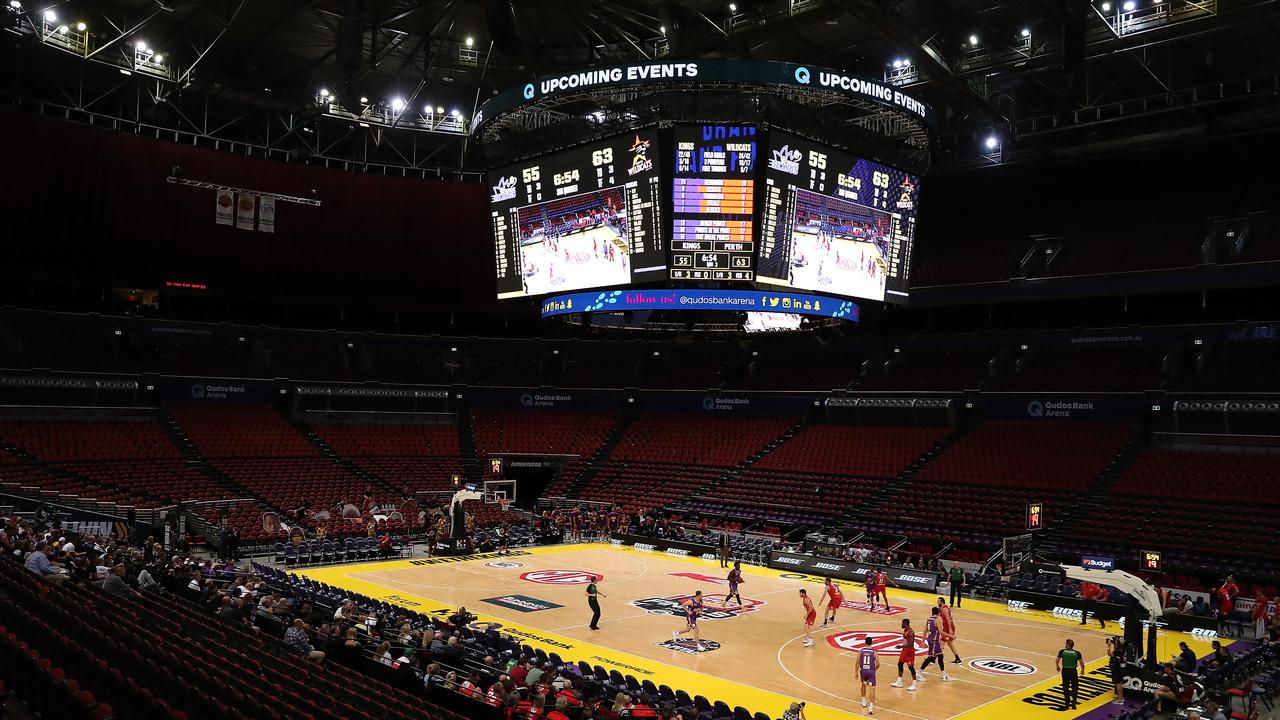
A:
[490,129,666,299]
[757,130,920,304]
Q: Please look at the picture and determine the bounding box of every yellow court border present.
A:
[293,543,1232,720]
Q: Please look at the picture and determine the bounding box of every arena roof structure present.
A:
[2,0,1278,177]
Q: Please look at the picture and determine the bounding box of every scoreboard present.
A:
[670,125,757,281]
[490,129,666,299]
[757,130,919,304]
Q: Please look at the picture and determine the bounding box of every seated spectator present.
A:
[284,619,325,663]
[547,696,572,720]
[1200,640,1231,671]
[138,565,159,592]
[101,564,138,597]
[375,640,393,666]
[24,541,68,584]
[439,635,464,664]
[1175,641,1198,673]
[1152,662,1184,713]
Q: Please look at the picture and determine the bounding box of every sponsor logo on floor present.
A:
[481,595,564,613]
[485,560,526,569]
[968,657,1036,676]
[632,594,764,619]
[668,572,729,584]
[827,631,929,656]
[656,639,721,654]
[836,600,907,615]
[520,569,601,585]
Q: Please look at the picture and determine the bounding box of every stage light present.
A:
[450,108,460,117]
[985,136,999,149]
[391,96,406,111]
[9,1,23,10]
[319,88,330,97]
[1101,2,1111,10]
[728,2,736,10]
[119,68,132,75]
[424,104,432,113]
[136,40,147,51]
[359,96,369,104]
[57,23,66,33]
[969,34,979,46]
[1123,0,1134,9]
[436,106,444,114]
[464,35,473,47]
[902,58,910,66]
[153,53,162,63]
[1021,27,1031,37]
[659,25,666,34]
[892,59,903,68]
[42,8,54,21]
[75,21,85,31]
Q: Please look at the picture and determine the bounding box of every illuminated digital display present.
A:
[670,124,757,281]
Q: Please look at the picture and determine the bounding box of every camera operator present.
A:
[781,701,806,720]
[449,606,477,629]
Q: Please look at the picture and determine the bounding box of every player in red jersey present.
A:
[800,589,817,647]
[874,570,889,612]
[819,577,844,626]
[889,618,918,691]
[936,597,962,664]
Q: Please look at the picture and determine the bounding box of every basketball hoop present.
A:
[498,499,511,513]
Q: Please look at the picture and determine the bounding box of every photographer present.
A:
[449,606,476,629]
[781,701,806,720]
[1106,636,1125,705]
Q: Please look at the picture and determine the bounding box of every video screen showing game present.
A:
[757,130,920,303]
[491,130,665,298]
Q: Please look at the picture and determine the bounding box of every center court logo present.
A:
[827,631,928,656]
[794,66,810,84]
[657,638,721,654]
[520,570,601,585]
[968,657,1036,676]
[768,145,802,175]
[631,594,765,619]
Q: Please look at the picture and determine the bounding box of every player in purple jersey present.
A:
[673,590,704,650]
[858,636,880,714]
[918,607,952,682]
[726,562,744,607]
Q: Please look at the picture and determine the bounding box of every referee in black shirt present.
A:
[586,576,606,630]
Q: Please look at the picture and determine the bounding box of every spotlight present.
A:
[319,88,330,97]
[891,59,901,68]
[902,58,910,66]
[391,96,406,111]
[424,104,432,113]
[450,108,460,117]
[1122,0,1134,9]
[42,8,54,21]
[75,21,85,31]
[57,23,66,33]
[464,35,473,47]
[359,96,369,104]
[436,106,444,114]
[1101,2,1111,10]
[728,2,736,10]
[969,34,979,46]
[985,136,999,149]
[1021,27,1030,37]
[659,25,666,34]
[153,53,162,63]
[9,1,22,9]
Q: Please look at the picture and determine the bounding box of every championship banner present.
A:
[767,550,939,592]
[215,190,234,225]
[235,193,257,230]
[257,196,276,233]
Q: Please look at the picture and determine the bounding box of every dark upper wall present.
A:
[0,109,495,309]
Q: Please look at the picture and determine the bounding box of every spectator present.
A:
[1193,595,1209,616]
[138,566,159,593]
[24,541,68,584]
[102,564,138,597]
[1201,640,1231,671]
[527,661,545,687]
[511,657,531,687]
[1200,700,1228,720]
[284,619,325,663]
[547,696,572,720]
[782,702,807,720]
[440,635,464,664]
[1152,662,1183,713]
[375,641,393,666]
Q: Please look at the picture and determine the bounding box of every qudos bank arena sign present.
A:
[473,59,933,134]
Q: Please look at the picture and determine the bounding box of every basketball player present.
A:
[873,570,889,612]
[865,570,877,610]
[819,577,844,626]
[889,618,918,691]
[858,635,879,714]
[937,597,962,664]
[918,607,952,682]
[674,590,704,650]
[800,589,817,647]
[726,562,744,607]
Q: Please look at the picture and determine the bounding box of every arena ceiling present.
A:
[3,0,1279,175]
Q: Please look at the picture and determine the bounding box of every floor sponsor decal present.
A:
[826,631,929,656]
[480,594,564,613]
[835,599,907,615]
[967,657,1037,676]
[632,594,765,619]
[668,572,729,584]
[656,639,721,654]
[484,560,526,569]
[520,569,601,585]
[1019,664,1120,712]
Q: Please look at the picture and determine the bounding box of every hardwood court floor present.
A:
[296,544,1229,720]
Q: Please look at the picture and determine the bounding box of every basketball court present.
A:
[522,225,631,295]
[788,228,886,300]
[296,544,1228,720]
